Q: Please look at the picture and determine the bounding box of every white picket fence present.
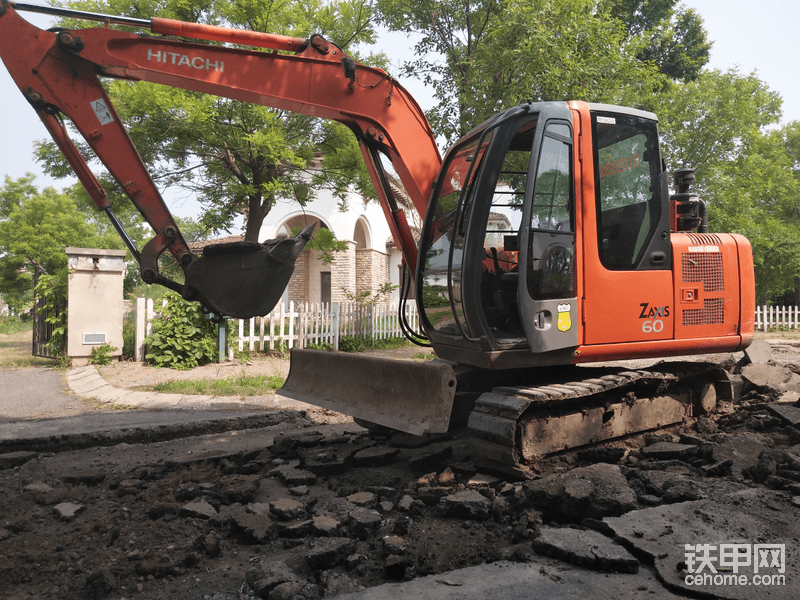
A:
[235,301,419,353]
[755,305,800,331]
[135,298,418,360]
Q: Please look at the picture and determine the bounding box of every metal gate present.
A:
[32,267,65,358]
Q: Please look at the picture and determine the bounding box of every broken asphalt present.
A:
[1,338,799,599]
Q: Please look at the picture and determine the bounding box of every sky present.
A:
[0,0,798,221]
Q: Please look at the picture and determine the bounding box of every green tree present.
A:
[39,0,382,242]
[376,0,684,143]
[653,69,799,304]
[650,68,783,180]
[603,0,711,81]
[0,175,123,312]
[705,128,800,304]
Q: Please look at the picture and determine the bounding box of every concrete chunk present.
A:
[439,490,491,520]
[524,463,638,519]
[742,364,800,393]
[711,434,771,479]
[744,338,772,364]
[270,498,305,521]
[353,446,400,467]
[306,537,355,570]
[53,502,85,521]
[246,562,299,599]
[641,442,697,461]
[0,451,38,470]
[311,515,340,537]
[180,499,217,519]
[604,496,800,600]
[767,403,800,426]
[532,525,639,573]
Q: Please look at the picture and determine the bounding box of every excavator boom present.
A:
[0,1,439,316]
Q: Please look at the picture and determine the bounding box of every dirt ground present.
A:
[1,334,800,599]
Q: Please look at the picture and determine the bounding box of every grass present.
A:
[0,316,32,335]
[0,327,58,368]
[81,397,137,411]
[149,373,286,396]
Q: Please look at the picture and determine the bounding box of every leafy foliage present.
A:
[0,316,32,335]
[653,69,799,303]
[650,69,783,177]
[377,0,670,142]
[603,0,711,81]
[122,317,136,360]
[32,271,68,358]
[0,176,122,312]
[89,343,118,366]
[45,0,382,244]
[291,225,348,266]
[144,292,218,369]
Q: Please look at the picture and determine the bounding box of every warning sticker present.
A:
[90,99,113,125]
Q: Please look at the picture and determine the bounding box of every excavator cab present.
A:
[417,102,673,369]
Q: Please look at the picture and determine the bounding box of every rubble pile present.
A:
[0,339,799,599]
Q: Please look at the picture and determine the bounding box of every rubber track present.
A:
[467,362,716,477]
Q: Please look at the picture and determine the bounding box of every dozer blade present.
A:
[182,223,316,319]
[280,349,457,436]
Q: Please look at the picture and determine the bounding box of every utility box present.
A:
[66,247,126,365]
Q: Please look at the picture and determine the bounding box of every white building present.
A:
[258,180,408,306]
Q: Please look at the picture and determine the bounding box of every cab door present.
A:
[518,110,579,354]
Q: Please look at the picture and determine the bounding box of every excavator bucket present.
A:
[280,349,458,435]
[182,223,316,319]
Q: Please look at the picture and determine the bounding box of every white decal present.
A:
[90,99,113,125]
[147,49,224,73]
[642,319,664,333]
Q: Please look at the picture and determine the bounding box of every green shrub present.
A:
[306,341,333,351]
[122,318,136,360]
[32,272,67,356]
[0,316,31,334]
[338,335,408,353]
[144,292,217,369]
[89,342,118,366]
[339,335,367,353]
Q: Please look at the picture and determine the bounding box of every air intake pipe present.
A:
[671,168,708,233]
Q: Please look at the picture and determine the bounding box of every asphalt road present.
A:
[0,366,303,453]
[0,367,88,421]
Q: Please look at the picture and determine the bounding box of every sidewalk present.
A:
[0,357,319,453]
[66,363,298,411]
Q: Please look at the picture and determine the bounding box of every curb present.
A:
[65,366,287,411]
[0,366,317,454]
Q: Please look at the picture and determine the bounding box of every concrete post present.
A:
[135,297,145,362]
[66,247,126,366]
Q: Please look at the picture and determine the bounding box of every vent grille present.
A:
[683,298,724,326]
[682,252,724,291]
[686,233,722,245]
[83,332,107,345]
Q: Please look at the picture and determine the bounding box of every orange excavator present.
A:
[1,2,755,476]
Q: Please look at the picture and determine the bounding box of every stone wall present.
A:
[287,251,309,302]
[331,241,356,303]
[356,248,390,300]
[287,242,393,304]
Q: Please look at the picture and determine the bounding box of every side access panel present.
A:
[672,233,744,340]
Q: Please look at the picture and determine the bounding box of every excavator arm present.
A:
[0,1,441,317]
